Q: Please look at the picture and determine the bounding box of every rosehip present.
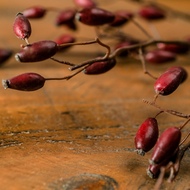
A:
[145,49,176,64]
[84,58,116,74]
[138,5,165,20]
[2,73,45,91]
[76,7,115,26]
[73,0,96,8]
[150,127,181,165]
[15,40,58,62]
[157,42,189,54]
[13,13,32,41]
[0,48,12,65]
[55,9,77,30]
[154,66,187,96]
[135,117,159,156]
[22,6,47,19]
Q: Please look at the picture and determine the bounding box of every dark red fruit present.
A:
[109,10,133,27]
[15,40,58,62]
[76,7,115,26]
[84,58,116,74]
[135,117,159,156]
[138,5,165,20]
[2,73,45,91]
[154,66,188,96]
[73,0,96,8]
[150,127,181,165]
[157,42,189,54]
[13,13,32,41]
[55,9,77,30]
[0,48,12,65]
[145,49,176,64]
[22,6,47,19]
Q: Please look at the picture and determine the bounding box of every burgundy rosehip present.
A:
[138,5,165,20]
[22,6,47,19]
[73,0,96,8]
[15,40,58,62]
[0,48,12,65]
[157,42,189,54]
[150,127,181,165]
[84,58,116,74]
[154,66,187,96]
[135,117,159,156]
[109,10,134,27]
[55,9,77,30]
[145,49,176,64]
[13,12,32,40]
[2,73,45,91]
[76,7,115,26]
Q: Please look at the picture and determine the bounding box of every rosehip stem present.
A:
[143,99,190,119]
[50,57,76,66]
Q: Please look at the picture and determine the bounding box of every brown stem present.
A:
[50,57,76,66]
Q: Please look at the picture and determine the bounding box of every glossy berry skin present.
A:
[76,7,115,26]
[73,0,96,8]
[154,66,187,96]
[55,9,77,30]
[13,13,31,40]
[15,40,58,62]
[145,49,176,64]
[138,5,165,20]
[84,58,116,74]
[0,48,12,65]
[150,127,181,165]
[2,73,45,91]
[22,6,47,19]
[135,117,158,156]
[157,42,189,54]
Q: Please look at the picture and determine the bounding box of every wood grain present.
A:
[0,1,190,190]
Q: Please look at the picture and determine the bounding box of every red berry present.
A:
[135,117,159,156]
[157,42,189,54]
[109,10,134,27]
[15,40,58,62]
[84,58,116,74]
[13,13,32,40]
[76,7,115,26]
[145,49,176,64]
[73,0,96,8]
[154,66,187,96]
[138,5,165,20]
[55,9,77,30]
[150,127,181,165]
[2,73,45,91]
[22,6,47,19]
[0,48,12,65]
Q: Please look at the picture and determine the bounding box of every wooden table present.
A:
[0,1,190,189]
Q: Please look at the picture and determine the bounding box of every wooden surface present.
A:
[0,1,190,190]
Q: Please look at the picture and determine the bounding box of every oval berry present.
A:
[135,117,159,156]
[0,48,12,65]
[109,10,133,27]
[2,73,45,91]
[76,7,115,26]
[154,66,187,96]
[22,6,47,19]
[84,58,116,75]
[157,42,189,54]
[150,127,181,165]
[138,5,165,20]
[73,0,96,8]
[55,9,77,30]
[145,49,176,64]
[13,12,32,40]
[15,40,58,62]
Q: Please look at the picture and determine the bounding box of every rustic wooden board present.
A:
[0,1,190,190]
